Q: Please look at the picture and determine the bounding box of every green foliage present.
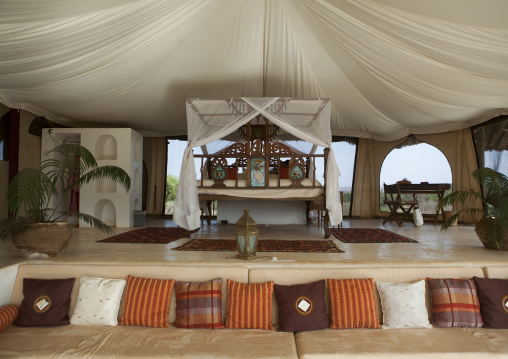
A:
[1,144,131,240]
[437,168,508,248]
[165,175,179,204]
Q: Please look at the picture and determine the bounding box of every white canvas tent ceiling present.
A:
[0,0,507,141]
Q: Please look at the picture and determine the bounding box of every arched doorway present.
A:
[380,142,452,214]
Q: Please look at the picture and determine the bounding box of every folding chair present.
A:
[382,183,418,227]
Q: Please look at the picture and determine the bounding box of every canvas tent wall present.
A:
[0,0,507,140]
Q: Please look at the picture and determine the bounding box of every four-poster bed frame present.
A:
[195,117,332,238]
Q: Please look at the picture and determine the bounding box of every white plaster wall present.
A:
[0,264,20,306]
[217,200,307,225]
[18,111,40,171]
[41,128,142,229]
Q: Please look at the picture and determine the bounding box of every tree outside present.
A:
[165,175,179,215]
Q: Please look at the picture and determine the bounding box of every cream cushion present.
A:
[70,276,126,326]
[376,280,432,329]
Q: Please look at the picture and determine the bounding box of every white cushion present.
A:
[376,280,432,329]
[70,276,126,326]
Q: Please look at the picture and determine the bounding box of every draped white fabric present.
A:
[174,98,341,230]
[0,0,507,140]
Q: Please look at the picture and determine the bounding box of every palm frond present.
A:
[0,218,35,241]
[437,189,484,210]
[78,166,131,192]
[63,212,114,234]
[7,169,57,220]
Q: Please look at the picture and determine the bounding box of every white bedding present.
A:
[197,178,324,199]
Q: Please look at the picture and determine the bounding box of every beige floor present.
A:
[1,218,507,269]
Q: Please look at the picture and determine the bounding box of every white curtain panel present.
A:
[174,97,342,230]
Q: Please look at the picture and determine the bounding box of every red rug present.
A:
[173,239,344,253]
[330,228,417,243]
[97,227,199,244]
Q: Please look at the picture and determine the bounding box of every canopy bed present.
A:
[173,97,341,238]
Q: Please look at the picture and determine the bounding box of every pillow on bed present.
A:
[227,167,237,180]
[279,167,289,179]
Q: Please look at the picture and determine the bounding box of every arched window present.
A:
[380,141,452,214]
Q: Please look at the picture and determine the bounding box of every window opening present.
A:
[380,142,452,214]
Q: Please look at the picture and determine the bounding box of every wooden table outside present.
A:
[398,183,451,225]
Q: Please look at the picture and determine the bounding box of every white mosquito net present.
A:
[174,97,341,230]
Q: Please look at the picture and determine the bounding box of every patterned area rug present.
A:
[330,228,417,243]
[97,227,199,244]
[174,239,344,253]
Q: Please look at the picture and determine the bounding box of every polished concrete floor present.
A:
[1,218,507,269]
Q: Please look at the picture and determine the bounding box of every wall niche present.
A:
[95,135,117,160]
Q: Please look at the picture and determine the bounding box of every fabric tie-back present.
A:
[174,97,342,230]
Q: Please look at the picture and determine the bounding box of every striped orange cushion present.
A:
[328,278,380,329]
[119,276,174,328]
[0,305,18,333]
[226,280,273,330]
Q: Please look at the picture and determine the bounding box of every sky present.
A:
[167,140,506,190]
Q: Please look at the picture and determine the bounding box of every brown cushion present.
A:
[473,276,508,328]
[279,167,289,179]
[227,167,237,180]
[274,280,328,332]
[16,278,75,327]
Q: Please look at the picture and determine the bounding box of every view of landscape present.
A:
[165,139,506,218]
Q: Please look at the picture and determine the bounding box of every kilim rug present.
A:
[97,227,200,244]
[330,228,417,243]
[173,239,344,253]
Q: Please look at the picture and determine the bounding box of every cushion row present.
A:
[10,275,508,332]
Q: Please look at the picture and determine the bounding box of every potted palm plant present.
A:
[0,144,131,258]
[437,167,508,250]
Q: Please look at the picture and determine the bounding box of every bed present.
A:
[173,97,341,238]
[195,124,329,231]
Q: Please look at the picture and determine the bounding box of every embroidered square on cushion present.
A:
[473,276,508,329]
[376,280,432,329]
[327,278,380,329]
[16,278,75,327]
[274,280,328,332]
[0,305,19,332]
[174,278,225,329]
[427,278,483,327]
[119,276,174,328]
[225,280,274,330]
[70,276,126,326]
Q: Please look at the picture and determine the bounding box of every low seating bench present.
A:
[1,263,508,358]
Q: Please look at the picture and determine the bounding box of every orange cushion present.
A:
[328,278,381,329]
[119,276,174,328]
[226,280,274,330]
[0,305,18,333]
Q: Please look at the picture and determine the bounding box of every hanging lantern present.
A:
[235,209,259,260]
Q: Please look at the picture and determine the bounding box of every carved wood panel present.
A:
[289,157,306,187]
